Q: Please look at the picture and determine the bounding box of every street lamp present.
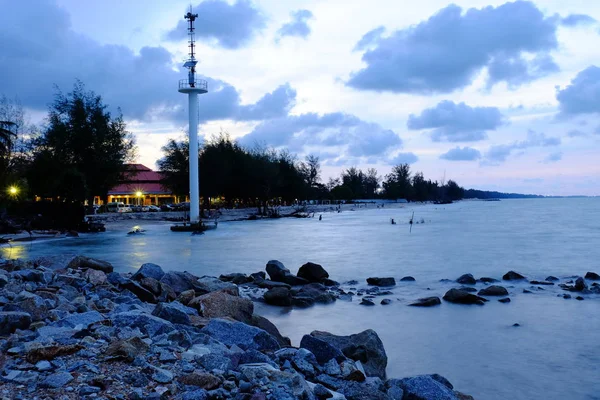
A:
[135,191,143,206]
[7,186,19,197]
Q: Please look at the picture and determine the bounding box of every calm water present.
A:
[3,198,600,400]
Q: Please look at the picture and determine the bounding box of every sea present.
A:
[2,198,599,400]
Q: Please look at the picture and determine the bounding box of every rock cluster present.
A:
[0,257,473,400]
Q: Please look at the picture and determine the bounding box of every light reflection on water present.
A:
[2,198,600,400]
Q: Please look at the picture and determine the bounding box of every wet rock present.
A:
[367,277,396,287]
[298,262,329,282]
[83,269,107,285]
[265,260,308,285]
[545,276,559,282]
[321,278,340,287]
[251,314,291,347]
[132,263,165,281]
[122,280,158,303]
[160,271,199,295]
[300,335,346,365]
[257,280,291,290]
[443,289,486,305]
[40,371,74,389]
[179,372,221,390]
[585,271,600,280]
[190,291,253,323]
[220,272,252,284]
[563,294,571,299]
[308,329,387,379]
[400,276,415,282]
[293,283,336,306]
[201,318,280,352]
[251,271,267,281]
[409,297,441,307]
[105,336,150,361]
[457,286,477,293]
[264,287,292,307]
[502,271,526,281]
[498,298,511,303]
[0,311,31,335]
[140,277,162,295]
[530,280,554,286]
[196,276,239,296]
[574,277,587,291]
[576,296,584,301]
[397,375,457,400]
[478,277,499,283]
[456,274,476,285]
[360,299,375,306]
[152,301,193,325]
[523,289,532,294]
[380,299,392,305]
[478,285,508,296]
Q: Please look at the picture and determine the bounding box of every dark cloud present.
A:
[347,1,559,94]
[407,101,504,142]
[354,26,386,51]
[485,130,561,163]
[0,0,291,126]
[440,146,482,161]
[543,152,562,163]
[165,0,265,49]
[388,152,419,165]
[277,9,313,39]
[560,14,597,27]
[556,66,600,116]
[239,112,403,161]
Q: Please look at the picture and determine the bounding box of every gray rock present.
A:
[298,262,329,283]
[196,276,239,295]
[250,314,291,347]
[54,310,104,328]
[0,311,31,335]
[300,334,346,365]
[266,260,291,282]
[503,271,526,281]
[397,375,458,400]
[182,390,209,400]
[498,298,511,303]
[152,302,192,325]
[409,297,441,307]
[443,289,486,305]
[257,279,291,290]
[574,277,587,291]
[197,353,234,372]
[132,263,165,281]
[107,272,129,286]
[309,329,387,379]
[220,272,253,284]
[12,269,45,283]
[456,274,476,285]
[190,291,253,323]
[478,285,508,296]
[151,366,174,383]
[545,276,559,282]
[380,299,392,305]
[2,370,39,384]
[122,280,158,303]
[478,277,499,283]
[40,372,74,389]
[585,271,600,280]
[293,283,336,306]
[35,360,53,371]
[111,311,175,337]
[400,276,416,282]
[360,299,375,306]
[367,277,396,287]
[385,379,404,400]
[79,385,102,395]
[314,383,334,399]
[264,287,292,306]
[159,271,199,294]
[292,348,319,378]
[201,318,280,352]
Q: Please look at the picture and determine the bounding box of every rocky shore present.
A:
[0,255,475,400]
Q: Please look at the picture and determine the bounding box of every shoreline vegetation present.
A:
[0,255,478,400]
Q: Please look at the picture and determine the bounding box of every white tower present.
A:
[178,9,207,223]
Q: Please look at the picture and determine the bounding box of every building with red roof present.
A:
[104,164,182,205]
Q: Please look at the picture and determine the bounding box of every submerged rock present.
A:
[584,271,600,280]
[574,277,587,291]
[298,262,329,282]
[530,280,554,286]
[545,276,559,282]
[456,274,476,285]
[478,277,499,283]
[409,297,441,307]
[400,276,416,282]
[264,287,292,307]
[443,289,486,305]
[366,277,396,287]
[360,299,375,306]
[498,298,511,303]
[478,285,508,296]
[502,271,526,281]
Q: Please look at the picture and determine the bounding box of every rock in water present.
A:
[0,312,32,335]
[456,274,476,285]
[574,277,587,291]
[498,298,511,303]
[478,277,499,283]
[366,277,396,287]
[400,276,416,282]
[478,285,509,296]
[380,299,392,305]
[308,329,387,379]
[360,299,375,306]
[201,318,280,352]
[297,262,329,282]
[409,297,441,307]
[132,263,165,281]
[502,271,526,281]
[264,287,292,307]
[443,289,486,305]
[266,260,291,281]
[545,276,559,282]
[584,271,600,280]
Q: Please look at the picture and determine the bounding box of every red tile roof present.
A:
[109,182,167,195]
[108,164,172,195]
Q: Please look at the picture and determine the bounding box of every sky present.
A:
[1,0,600,196]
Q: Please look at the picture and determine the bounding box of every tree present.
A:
[157,139,189,198]
[382,163,413,200]
[445,180,464,201]
[30,81,136,203]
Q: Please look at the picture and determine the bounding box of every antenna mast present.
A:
[184,7,198,87]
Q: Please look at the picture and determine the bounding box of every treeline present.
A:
[463,189,545,199]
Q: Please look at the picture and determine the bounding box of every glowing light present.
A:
[8,186,19,196]
[135,191,143,198]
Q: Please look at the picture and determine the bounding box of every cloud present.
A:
[485,130,561,163]
[407,101,504,142]
[347,1,559,94]
[560,14,597,27]
[0,0,291,126]
[543,152,562,163]
[354,26,386,51]
[567,129,587,138]
[277,9,314,40]
[440,146,482,161]
[388,152,419,165]
[165,0,265,49]
[238,112,403,161]
[556,66,600,116]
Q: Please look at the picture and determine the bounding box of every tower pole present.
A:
[188,92,200,222]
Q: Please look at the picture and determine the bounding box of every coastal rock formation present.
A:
[443,289,487,305]
[584,271,600,280]
[478,285,509,296]
[400,276,416,282]
[574,277,587,291]
[132,262,165,281]
[502,271,526,281]
[264,287,293,306]
[456,273,476,285]
[409,297,442,307]
[367,277,396,287]
[546,276,559,282]
[266,260,309,286]
[297,262,329,282]
[478,277,499,283]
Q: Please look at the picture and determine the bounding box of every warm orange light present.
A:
[135,191,143,198]
[8,186,18,196]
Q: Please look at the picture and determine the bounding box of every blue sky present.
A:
[2,0,600,195]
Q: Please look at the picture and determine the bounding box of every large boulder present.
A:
[266,260,308,286]
[196,276,239,296]
[502,271,526,281]
[456,274,476,285]
[308,329,387,379]
[443,289,486,305]
[297,262,329,283]
[152,302,195,325]
[292,283,336,307]
[33,254,113,273]
[585,271,600,281]
[408,297,441,307]
[367,277,396,287]
[111,311,175,337]
[574,277,587,291]
[478,285,509,296]
[300,334,346,364]
[0,312,31,335]
[264,287,293,307]
[251,314,291,347]
[201,318,280,352]
[121,280,158,303]
[160,271,200,294]
[83,269,107,286]
[76,256,114,273]
[396,375,458,400]
[189,291,253,324]
[132,263,165,281]
[105,336,150,361]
